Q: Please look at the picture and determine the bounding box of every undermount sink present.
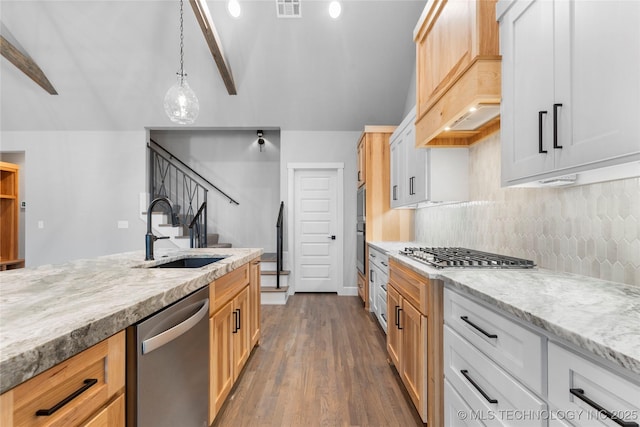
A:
[150,256,227,269]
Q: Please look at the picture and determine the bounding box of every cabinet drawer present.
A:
[389,259,429,315]
[444,326,546,427]
[548,342,640,427]
[376,292,387,333]
[444,288,544,394]
[444,379,485,427]
[82,394,124,427]
[0,331,125,427]
[368,247,389,272]
[210,263,250,314]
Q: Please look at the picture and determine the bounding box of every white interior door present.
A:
[294,169,339,292]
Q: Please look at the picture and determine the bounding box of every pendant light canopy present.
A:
[164,0,199,124]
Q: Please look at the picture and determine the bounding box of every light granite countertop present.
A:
[0,247,262,393]
[374,243,640,378]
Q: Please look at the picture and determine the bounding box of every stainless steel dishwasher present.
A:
[127,287,209,427]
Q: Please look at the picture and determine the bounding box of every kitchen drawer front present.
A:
[389,259,427,315]
[1,331,125,427]
[82,394,124,427]
[444,326,546,427]
[444,379,486,427]
[210,263,250,314]
[376,292,388,333]
[368,247,389,272]
[444,288,544,394]
[548,342,640,427]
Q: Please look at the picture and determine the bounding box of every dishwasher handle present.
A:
[142,299,209,355]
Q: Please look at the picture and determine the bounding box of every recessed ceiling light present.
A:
[228,0,241,18]
[329,1,341,19]
[444,126,451,131]
[469,106,477,112]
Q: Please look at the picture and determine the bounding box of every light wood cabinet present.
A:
[357,271,366,307]
[249,260,261,348]
[357,139,366,188]
[0,332,125,427]
[357,127,414,306]
[387,260,442,425]
[209,259,259,424]
[414,0,501,147]
[0,161,23,270]
[499,0,640,186]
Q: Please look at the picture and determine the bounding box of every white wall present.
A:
[280,130,360,295]
[0,131,147,267]
[151,129,280,251]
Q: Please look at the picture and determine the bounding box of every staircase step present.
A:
[207,233,220,244]
[208,243,232,248]
[261,270,290,276]
[260,285,289,293]
[261,252,277,263]
[261,285,289,305]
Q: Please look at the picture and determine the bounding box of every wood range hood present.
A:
[413,0,501,148]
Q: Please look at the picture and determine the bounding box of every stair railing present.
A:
[189,202,207,248]
[149,139,239,206]
[276,201,284,289]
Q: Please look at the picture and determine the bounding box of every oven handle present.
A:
[142,299,209,354]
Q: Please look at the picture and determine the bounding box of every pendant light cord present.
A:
[179,0,185,82]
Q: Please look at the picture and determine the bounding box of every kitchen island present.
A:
[0,247,262,394]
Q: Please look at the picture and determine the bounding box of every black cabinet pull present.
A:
[394,305,400,328]
[409,177,414,195]
[370,269,374,282]
[460,316,498,339]
[381,313,387,322]
[236,308,241,331]
[381,261,388,267]
[393,185,398,201]
[232,309,239,333]
[381,285,387,292]
[553,103,563,149]
[461,370,498,404]
[397,308,403,330]
[570,388,638,427]
[358,171,361,182]
[35,378,98,416]
[538,111,548,153]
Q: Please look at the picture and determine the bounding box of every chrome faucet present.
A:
[145,197,180,261]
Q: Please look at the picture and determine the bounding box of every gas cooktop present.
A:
[399,247,536,269]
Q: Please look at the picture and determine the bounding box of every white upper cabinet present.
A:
[499,0,640,187]
[390,107,468,208]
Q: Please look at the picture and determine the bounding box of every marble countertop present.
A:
[383,249,640,378]
[0,247,263,393]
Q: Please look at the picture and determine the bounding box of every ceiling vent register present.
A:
[276,0,301,18]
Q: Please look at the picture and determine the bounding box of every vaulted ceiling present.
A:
[0,0,424,132]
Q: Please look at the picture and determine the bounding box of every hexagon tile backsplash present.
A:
[415,133,640,286]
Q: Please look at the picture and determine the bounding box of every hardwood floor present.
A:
[212,293,424,427]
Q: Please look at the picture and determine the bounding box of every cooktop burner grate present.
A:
[399,247,535,269]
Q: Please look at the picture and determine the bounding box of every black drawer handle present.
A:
[381,262,388,267]
[538,110,548,153]
[461,370,498,404]
[370,269,374,282]
[381,313,387,322]
[35,378,98,416]
[460,316,498,339]
[570,388,638,427]
[397,308,403,330]
[381,284,387,292]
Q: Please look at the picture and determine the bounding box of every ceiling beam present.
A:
[189,0,237,95]
[0,35,58,95]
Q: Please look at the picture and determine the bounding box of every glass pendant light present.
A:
[164,0,199,124]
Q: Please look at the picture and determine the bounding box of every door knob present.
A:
[328,235,336,240]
